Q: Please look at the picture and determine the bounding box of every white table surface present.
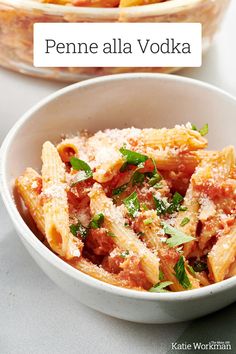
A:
[0,3,236,353]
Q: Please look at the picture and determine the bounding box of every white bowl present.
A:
[1,73,236,324]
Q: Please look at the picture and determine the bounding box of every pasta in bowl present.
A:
[15,126,236,292]
[1,73,236,323]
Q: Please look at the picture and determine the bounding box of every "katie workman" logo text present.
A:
[171,341,232,351]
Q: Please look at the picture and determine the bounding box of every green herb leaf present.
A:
[167,192,184,214]
[141,203,148,211]
[131,171,145,186]
[180,217,190,227]
[153,182,163,189]
[174,256,191,289]
[193,260,208,272]
[120,250,129,258]
[148,173,162,187]
[163,222,195,248]
[159,269,164,281]
[153,196,167,215]
[112,183,128,196]
[70,157,93,183]
[123,191,140,217]
[70,222,88,240]
[143,218,153,225]
[149,281,173,293]
[120,147,148,166]
[199,123,208,136]
[90,213,104,229]
[179,206,188,211]
[191,123,208,136]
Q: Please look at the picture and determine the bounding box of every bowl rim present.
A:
[1,72,236,302]
[1,0,206,18]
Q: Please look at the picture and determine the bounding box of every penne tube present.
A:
[57,138,79,163]
[89,183,160,285]
[208,223,236,282]
[16,168,45,236]
[42,141,82,259]
[88,135,124,183]
[145,149,200,173]
[69,258,141,289]
[192,146,236,187]
[141,127,207,151]
[17,166,83,259]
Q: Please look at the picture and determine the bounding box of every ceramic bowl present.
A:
[1,73,236,323]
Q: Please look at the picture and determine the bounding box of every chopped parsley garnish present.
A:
[162,222,195,248]
[153,192,185,216]
[131,171,145,186]
[159,269,164,281]
[70,222,88,240]
[123,191,140,217]
[148,173,162,187]
[193,260,208,272]
[174,256,191,289]
[90,213,104,229]
[112,183,128,196]
[120,147,148,166]
[199,123,208,136]
[180,217,190,227]
[191,123,208,137]
[179,206,188,211]
[120,250,129,258]
[167,192,184,213]
[153,196,167,215]
[70,157,93,183]
[153,182,163,190]
[141,203,148,211]
[143,218,153,225]
[149,281,173,293]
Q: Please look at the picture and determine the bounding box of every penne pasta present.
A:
[138,211,199,291]
[15,126,236,292]
[69,258,141,289]
[42,141,82,259]
[208,223,236,282]
[57,138,79,163]
[141,127,207,151]
[16,168,45,236]
[89,183,160,285]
